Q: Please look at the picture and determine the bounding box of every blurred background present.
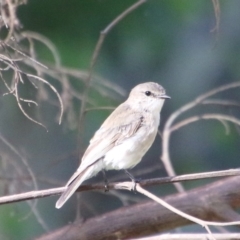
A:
[0,0,240,239]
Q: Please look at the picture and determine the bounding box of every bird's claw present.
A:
[104,182,109,192]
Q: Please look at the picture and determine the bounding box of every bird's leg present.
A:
[125,170,141,183]
[102,169,109,192]
[125,170,141,193]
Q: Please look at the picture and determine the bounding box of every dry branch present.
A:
[77,0,147,156]
[1,168,240,205]
[138,233,240,240]
[161,81,240,193]
[36,176,240,240]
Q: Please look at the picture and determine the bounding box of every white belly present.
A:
[104,115,159,170]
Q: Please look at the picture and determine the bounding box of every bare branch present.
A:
[137,233,240,240]
[170,114,240,132]
[0,134,38,192]
[136,185,240,229]
[35,176,240,240]
[27,74,63,124]
[2,0,15,43]
[75,0,147,216]
[77,0,147,152]
[202,99,240,108]
[161,82,240,193]
[1,168,240,205]
[211,0,221,34]
[21,31,61,66]
[0,42,63,129]
[14,78,48,130]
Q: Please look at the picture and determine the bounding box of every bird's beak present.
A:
[160,94,171,99]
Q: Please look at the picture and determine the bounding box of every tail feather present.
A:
[56,168,88,209]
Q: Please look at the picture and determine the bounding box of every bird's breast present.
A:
[104,112,160,170]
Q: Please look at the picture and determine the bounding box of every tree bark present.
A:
[36,176,240,240]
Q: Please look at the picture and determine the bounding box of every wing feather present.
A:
[78,103,143,171]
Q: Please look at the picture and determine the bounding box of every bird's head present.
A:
[128,82,170,112]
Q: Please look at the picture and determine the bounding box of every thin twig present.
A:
[136,184,240,231]
[75,0,147,219]
[170,114,240,132]
[138,233,240,240]
[14,77,48,130]
[1,168,240,205]
[77,0,147,151]
[84,106,115,113]
[211,0,221,34]
[161,82,240,193]
[21,31,61,67]
[3,0,15,43]
[0,133,42,225]
[202,99,240,108]
[27,74,63,124]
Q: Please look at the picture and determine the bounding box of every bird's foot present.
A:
[125,170,141,193]
[102,170,109,192]
[104,182,109,192]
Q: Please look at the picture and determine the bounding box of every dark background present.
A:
[0,0,240,239]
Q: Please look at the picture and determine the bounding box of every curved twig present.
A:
[27,74,63,124]
[161,82,240,193]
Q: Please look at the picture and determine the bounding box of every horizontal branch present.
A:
[1,169,240,205]
[139,233,240,240]
[36,176,240,240]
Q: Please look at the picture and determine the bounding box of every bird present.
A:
[56,82,170,209]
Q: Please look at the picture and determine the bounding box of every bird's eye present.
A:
[145,91,151,96]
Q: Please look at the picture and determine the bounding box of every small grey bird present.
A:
[56,82,170,208]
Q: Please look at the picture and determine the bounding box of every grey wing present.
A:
[76,103,144,173]
[56,104,144,208]
[60,104,143,208]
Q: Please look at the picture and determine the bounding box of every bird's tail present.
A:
[55,167,91,209]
